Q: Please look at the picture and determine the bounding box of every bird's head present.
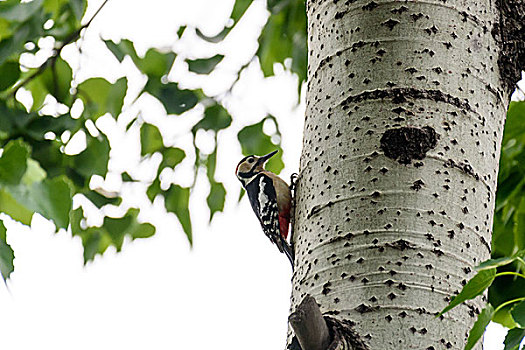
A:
[235,150,278,183]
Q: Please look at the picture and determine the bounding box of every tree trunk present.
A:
[289,0,514,349]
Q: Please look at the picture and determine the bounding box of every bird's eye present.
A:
[248,158,254,163]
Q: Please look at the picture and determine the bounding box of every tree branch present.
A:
[289,295,331,350]
[7,0,111,99]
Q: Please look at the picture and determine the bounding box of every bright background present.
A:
[0,0,510,349]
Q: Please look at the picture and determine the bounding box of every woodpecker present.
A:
[235,150,294,269]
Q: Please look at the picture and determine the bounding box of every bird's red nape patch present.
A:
[279,215,289,239]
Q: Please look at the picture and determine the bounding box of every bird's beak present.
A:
[258,150,278,164]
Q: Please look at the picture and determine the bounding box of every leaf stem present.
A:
[493,297,525,315]
[495,271,525,280]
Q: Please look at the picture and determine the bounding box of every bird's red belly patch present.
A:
[279,215,289,239]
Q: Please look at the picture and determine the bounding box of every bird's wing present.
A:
[246,174,284,253]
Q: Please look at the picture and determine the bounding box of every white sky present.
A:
[0,0,510,349]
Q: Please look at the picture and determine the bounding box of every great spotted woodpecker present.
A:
[235,150,294,269]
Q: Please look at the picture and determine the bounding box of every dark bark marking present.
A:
[362,1,378,11]
[322,281,332,295]
[386,239,416,250]
[391,6,408,14]
[341,88,473,112]
[382,19,400,30]
[443,158,480,180]
[493,0,525,96]
[424,25,438,35]
[411,13,424,21]
[355,303,379,314]
[411,179,425,191]
[380,126,438,165]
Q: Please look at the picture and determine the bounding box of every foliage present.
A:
[439,101,525,349]
[0,0,306,281]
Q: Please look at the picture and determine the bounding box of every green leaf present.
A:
[104,210,155,250]
[29,139,67,178]
[503,102,525,144]
[177,26,186,38]
[25,113,79,140]
[465,304,494,350]
[71,207,155,261]
[77,77,127,120]
[5,176,73,229]
[28,176,72,229]
[512,300,525,328]
[147,82,199,115]
[137,48,175,79]
[73,133,110,179]
[26,74,48,111]
[0,139,29,185]
[140,123,163,156]
[69,0,86,21]
[195,28,229,43]
[103,39,129,63]
[192,104,232,134]
[0,220,14,282]
[493,212,517,258]
[257,0,307,86]
[195,0,252,43]
[121,172,134,182]
[207,181,226,221]
[146,178,161,202]
[187,54,224,74]
[494,305,520,329]
[21,158,46,186]
[43,0,69,19]
[165,184,192,243]
[438,268,496,316]
[79,228,107,263]
[104,41,175,78]
[231,0,252,24]
[70,207,106,263]
[82,190,121,209]
[103,215,129,251]
[0,12,45,66]
[504,328,525,350]
[0,0,43,22]
[515,198,525,251]
[206,148,217,182]
[126,209,155,239]
[160,147,185,170]
[237,118,284,173]
[0,60,20,91]
[0,18,10,39]
[238,187,245,202]
[0,187,33,225]
[477,252,524,271]
[41,56,72,104]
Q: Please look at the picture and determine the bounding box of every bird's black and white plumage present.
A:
[235,150,294,269]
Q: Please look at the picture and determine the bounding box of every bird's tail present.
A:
[280,235,295,271]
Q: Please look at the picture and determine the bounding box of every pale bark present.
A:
[289,0,510,349]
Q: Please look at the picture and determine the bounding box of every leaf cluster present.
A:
[0,0,307,281]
